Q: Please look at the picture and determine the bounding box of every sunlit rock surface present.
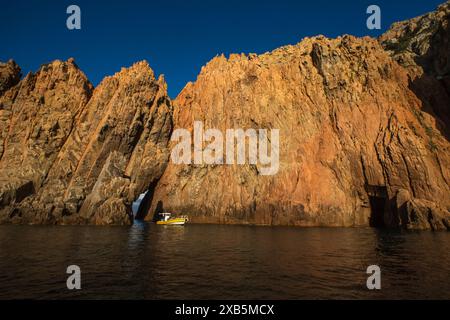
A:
[0,2,448,229]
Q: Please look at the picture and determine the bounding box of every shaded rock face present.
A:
[380,1,450,134]
[0,60,172,225]
[379,1,449,78]
[0,60,21,96]
[148,33,449,230]
[394,189,449,231]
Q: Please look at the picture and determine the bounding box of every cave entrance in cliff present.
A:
[132,191,148,217]
[366,185,388,228]
[133,180,160,221]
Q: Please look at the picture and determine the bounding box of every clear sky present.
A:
[1,0,445,98]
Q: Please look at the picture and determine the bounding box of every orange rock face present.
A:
[148,33,449,229]
[0,61,172,225]
[0,3,448,229]
[0,59,93,216]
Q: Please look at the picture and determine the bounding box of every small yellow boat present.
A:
[156,213,188,225]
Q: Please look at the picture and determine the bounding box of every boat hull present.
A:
[156,218,187,225]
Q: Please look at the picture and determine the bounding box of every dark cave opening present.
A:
[369,195,386,228]
[366,185,388,228]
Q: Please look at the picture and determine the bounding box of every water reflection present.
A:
[0,224,448,299]
[127,220,148,250]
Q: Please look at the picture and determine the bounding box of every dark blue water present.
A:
[0,223,449,299]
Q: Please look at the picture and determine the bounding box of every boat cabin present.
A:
[159,213,172,222]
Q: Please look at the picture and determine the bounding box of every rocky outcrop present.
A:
[0,3,448,229]
[0,60,21,96]
[379,1,449,78]
[380,1,450,134]
[0,60,172,225]
[147,33,449,230]
[394,189,449,230]
[0,59,93,218]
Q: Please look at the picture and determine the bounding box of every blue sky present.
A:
[0,0,445,97]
